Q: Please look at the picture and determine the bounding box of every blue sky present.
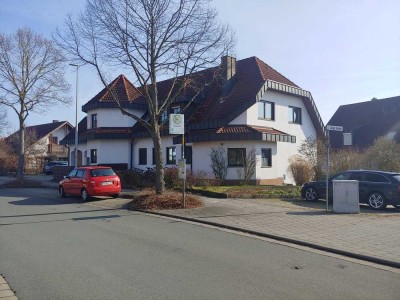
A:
[1,0,399,134]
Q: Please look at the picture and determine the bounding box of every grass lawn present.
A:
[192,185,301,199]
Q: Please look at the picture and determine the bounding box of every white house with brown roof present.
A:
[61,56,324,185]
[6,120,72,172]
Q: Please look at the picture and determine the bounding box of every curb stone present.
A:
[0,276,18,299]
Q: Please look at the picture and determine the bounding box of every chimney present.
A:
[53,120,59,123]
[221,55,236,96]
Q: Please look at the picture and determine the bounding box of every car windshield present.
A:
[90,168,116,177]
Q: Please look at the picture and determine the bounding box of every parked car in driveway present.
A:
[301,170,400,210]
[43,161,68,174]
[59,166,121,201]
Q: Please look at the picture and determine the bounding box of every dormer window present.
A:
[172,106,180,114]
[160,110,168,123]
[91,113,98,128]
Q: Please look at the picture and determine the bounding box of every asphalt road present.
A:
[0,188,399,300]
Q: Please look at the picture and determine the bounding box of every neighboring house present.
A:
[6,120,72,172]
[61,56,324,185]
[328,96,400,149]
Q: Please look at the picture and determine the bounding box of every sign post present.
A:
[325,125,343,212]
[170,114,185,208]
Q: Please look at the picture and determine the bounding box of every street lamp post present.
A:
[70,64,80,167]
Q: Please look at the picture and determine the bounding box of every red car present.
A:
[59,166,121,201]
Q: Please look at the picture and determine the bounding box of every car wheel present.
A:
[368,192,387,210]
[304,186,319,201]
[112,194,119,198]
[81,188,90,202]
[59,186,66,198]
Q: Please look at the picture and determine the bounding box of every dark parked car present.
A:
[43,161,68,174]
[301,170,400,210]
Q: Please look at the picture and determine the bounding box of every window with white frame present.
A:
[166,147,176,164]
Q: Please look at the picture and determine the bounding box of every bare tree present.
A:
[0,28,71,180]
[236,148,256,184]
[209,146,228,182]
[0,109,7,136]
[56,0,235,194]
[297,136,325,180]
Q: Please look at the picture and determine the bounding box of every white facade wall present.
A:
[230,90,316,140]
[228,90,317,184]
[87,108,144,128]
[133,136,183,170]
[86,140,131,165]
[192,141,287,182]
[73,90,319,184]
[51,126,70,144]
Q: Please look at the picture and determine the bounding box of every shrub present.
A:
[358,137,400,172]
[129,188,203,210]
[119,169,144,188]
[287,156,314,186]
[209,146,228,181]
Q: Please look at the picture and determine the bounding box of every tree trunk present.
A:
[152,124,165,194]
[17,119,25,181]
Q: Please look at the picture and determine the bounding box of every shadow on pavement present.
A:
[281,198,400,214]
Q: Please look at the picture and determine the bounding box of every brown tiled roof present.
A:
[187,56,299,126]
[82,75,147,112]
[94,75,142,102]
[216,125,287,135]
[182,125,295,144]
[6,121,72,145]
[328,96,400,148]
[81,56,323,142]
[255,57,298,87]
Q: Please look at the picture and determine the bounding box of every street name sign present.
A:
[326,125,343,131]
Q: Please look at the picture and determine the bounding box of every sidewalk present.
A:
[147,197,400,268]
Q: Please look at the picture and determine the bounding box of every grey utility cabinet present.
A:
[332,180,360,213]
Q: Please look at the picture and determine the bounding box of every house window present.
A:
[160,111,168,123]
[184,146,192,164]
[166,147,176,165]
[261,148,272,167]
[258,101,275,120]
[288,106,301,124]
[50,136,58,144]
[228,148,246,167]
[172,106,180,114]
[139,148,147,165]
[91,114,98,128]
[84,150,89,165]
[90,149,97,164]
